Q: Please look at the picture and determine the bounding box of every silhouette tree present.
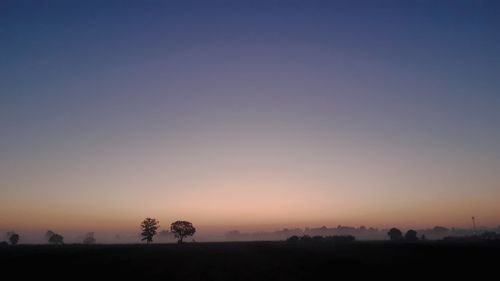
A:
[431,226,449,238]
[7,232,19,245]
[48,233,64,244]
[140,218,159,244]
[170,221,196,243]
[45,230,55,242]
[45,230,64,244]
[404,229,418,241]
[388,228,403,241]
[83,232,96,244]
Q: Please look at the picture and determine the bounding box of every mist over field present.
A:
[4,224,499,244]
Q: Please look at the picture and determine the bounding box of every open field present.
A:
[1,241,498,279]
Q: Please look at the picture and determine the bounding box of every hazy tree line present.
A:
[226,225,500,241]
[284,228,418,244]
[286,235,356,244]
[285,227,500,244]
[2,224,500,245]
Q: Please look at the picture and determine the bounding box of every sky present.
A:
[1,0,500,239]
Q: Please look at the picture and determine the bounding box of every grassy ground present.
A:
[1,241,498,279]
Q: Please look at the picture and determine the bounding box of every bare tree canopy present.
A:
[6,232,19,245]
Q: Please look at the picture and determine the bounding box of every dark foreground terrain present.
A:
[1,241,498,280]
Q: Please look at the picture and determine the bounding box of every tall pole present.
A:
[472,216,476,234]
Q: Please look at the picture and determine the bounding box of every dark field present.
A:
[1,241,498,280]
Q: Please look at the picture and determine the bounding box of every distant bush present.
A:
[286,235,299,243]
[48,234,64,245]
[300,235,312,242]
[388,228,403,241]
[443,231,500,242]
[286,235,355,244]
[7,232,20,245]
[404,230,419,241]
[324,235,355,243]
[480,231,500,240]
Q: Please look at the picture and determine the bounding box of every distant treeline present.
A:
[225,225,500,241]
[443,231,500,242]
[2,225,500,245]
[286,235,356,243]
[284,230,500,244]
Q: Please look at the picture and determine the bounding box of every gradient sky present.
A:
[1,0,500,236]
